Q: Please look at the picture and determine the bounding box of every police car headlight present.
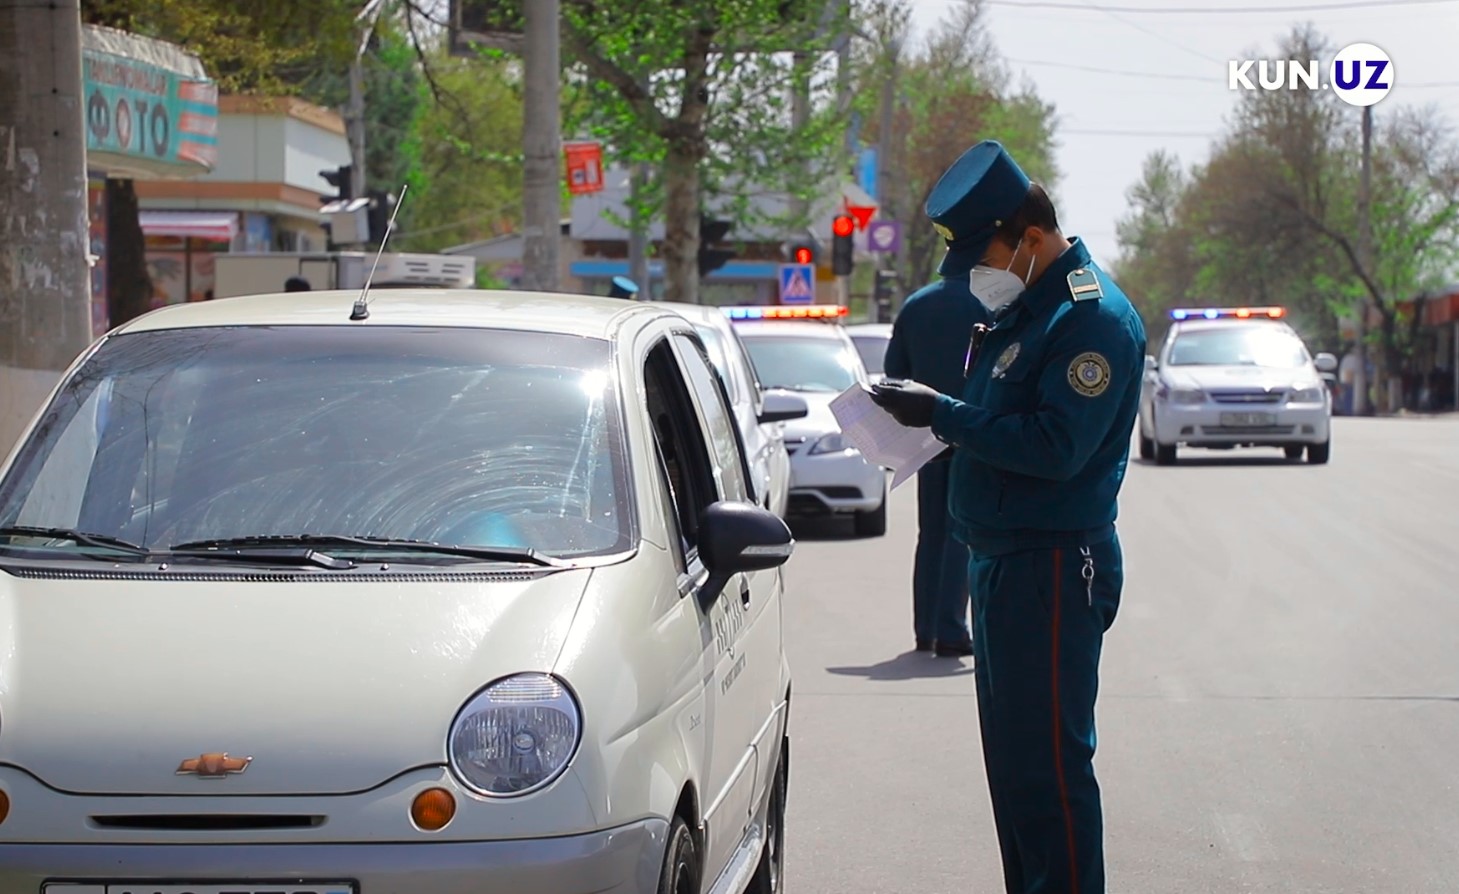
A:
[1289,385,1325,403]
[448,673,581,797]
[808,432,854,454]
[1166,387,1206,405]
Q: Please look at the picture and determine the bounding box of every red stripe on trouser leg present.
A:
[1050,548,1079,894]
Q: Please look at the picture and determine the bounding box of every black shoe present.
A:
[934,640,974,658]
[915,638,935,652]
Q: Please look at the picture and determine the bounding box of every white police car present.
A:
[724,306,889,536]
[1138,306,1338,465]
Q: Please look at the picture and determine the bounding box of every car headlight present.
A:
[448,673,582,797]
[1289,385,1325,403]
[808,432,854,454]
[1162,386,1205,405]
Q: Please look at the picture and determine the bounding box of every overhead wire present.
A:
[987,0,1458,12]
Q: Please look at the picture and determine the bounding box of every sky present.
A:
[901,0,1459,268]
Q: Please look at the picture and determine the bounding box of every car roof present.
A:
[112,289,668,340]
[845,323,893,337]
[733,319,851,340]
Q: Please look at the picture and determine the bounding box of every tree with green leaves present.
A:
[849,0,1059,291]
[559,0,847,303]
[1113,26,1459,410]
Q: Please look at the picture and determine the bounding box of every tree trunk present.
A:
[662,141,701,305]
[105,179,154,327]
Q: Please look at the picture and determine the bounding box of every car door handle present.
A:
[740,581,751,609]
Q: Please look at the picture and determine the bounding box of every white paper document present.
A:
[828,384,948,489]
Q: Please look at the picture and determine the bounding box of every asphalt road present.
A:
[779,417,1459,894]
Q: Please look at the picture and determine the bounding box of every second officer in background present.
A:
[882,216,988,656]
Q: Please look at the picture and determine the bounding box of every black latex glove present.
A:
[870,379,940,428]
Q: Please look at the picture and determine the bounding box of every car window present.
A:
[673,334,751,505]
[851,334,889,375]
[1167,327,1309,368]
[643,339,719,560]
[0,326,632,559]
[739,334,861,392]
[692,323,743,406]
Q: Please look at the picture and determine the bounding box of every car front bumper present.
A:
[1152,400,1331,446]
[784,445,885,515]
[1,817,668,894]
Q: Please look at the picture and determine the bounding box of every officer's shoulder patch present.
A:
[1067,268,1104,302]
[1067,351,1112,398]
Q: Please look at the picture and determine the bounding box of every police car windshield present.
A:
[740,335,860,392]
[1168,327,1309,369]
[0,326,632,560]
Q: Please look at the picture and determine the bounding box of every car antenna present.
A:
[350,183,408,322]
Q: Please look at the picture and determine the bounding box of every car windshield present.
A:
[0,326,631,559]
[1167,327,1310,368]
[740,334,860,393]
[850,334,889,375]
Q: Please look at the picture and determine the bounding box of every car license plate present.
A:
[1220,412,1274,427]
[43,884,354,894]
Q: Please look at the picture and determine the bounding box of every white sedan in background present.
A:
[664,302,806,517]
[727,307,888,536]
[844,323,893,385]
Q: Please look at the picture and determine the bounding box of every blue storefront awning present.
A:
[570,260,780,281]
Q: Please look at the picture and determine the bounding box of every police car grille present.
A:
[1201,425,1297,436]
[1210,390,1284,404]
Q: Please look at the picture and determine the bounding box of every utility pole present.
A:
[1353,105,1373,416]
[521,0,561,292]
[0,0,92,453]
[877,37,899,294]
[347,54,367,199]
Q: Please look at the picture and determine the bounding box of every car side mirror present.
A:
[697,501,794,604]
[1144,354,1158,373]
[1314,352,1338,373]
[758,391,808,424]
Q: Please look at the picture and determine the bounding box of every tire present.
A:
[1139,433,1155,461]
[1308,439,1331,464]
[854,488,887,537]
[1155,442,1177,466]
[1284,445,1305,460]
[658,816,701,894]
[748,744,788,894]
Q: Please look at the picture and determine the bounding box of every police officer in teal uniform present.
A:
[871,141,1146,894]
[883,222,990,656]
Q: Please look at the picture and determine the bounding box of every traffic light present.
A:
[874,269,896,322]
[831,214,854,276]
[787,242,816,266]
[699,216,736,278]
[320,165,354,203]
[366,190,398,245]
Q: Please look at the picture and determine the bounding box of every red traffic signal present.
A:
[832,215,855,238]
[793,246,813,264]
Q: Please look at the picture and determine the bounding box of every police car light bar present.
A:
[721,305,849,320]
[1169,306,1285,321]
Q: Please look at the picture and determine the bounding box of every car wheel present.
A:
[658,816,701,894]
[1155,442,1177,466]
[854,487,888,537]
[1284,445,1305,460]
[1139,433,1155,461]
[1307,439,1331,464]
[748,743,788,894]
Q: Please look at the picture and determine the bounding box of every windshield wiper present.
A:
[167,534,568,568]
[0,525,148,554]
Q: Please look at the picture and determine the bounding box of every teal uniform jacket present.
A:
[884,257,992,398]
[930,238,1147,555]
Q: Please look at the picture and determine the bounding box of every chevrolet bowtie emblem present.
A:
[177,752,252,778]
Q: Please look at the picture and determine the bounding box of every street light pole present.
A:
[522,0,561,291]
[1353,105,1373,415]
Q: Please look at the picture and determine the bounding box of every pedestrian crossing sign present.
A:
[778,263,815,305]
